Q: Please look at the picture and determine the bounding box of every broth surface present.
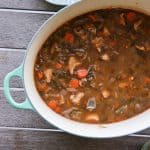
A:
[34,9,150,123]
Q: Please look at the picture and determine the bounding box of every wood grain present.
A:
[0,49,24,88]
[0,90,53,129]
[0,129,149,150]
[0,11,51,49]
[0,0,63,11]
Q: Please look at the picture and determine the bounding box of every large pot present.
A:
[4,0,150,138]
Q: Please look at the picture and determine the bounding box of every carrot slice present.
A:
[48,100,58,110]
[37,71,43,80]
[144,77,150,84]
[55,106,61,113]
[55,63,62,69]
[64,32,74,43]
[127,12,136,22]
[69,79,79,88]
[77,69,88,79]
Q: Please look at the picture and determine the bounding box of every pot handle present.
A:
[3,65,33,110]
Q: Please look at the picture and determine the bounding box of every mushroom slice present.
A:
[120,13,126,26]
[68,57,80,75]
[103,27,111,36]
[70,92,84,105]
[134,20,142,31]
[44,69,53,83]
[86,97,96,111]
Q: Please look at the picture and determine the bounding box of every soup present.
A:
[34,9,150,123]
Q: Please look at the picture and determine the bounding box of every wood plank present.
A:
[0,129,149,150]
[0,90,53,129]
[0,49,24,88]
[0,0,63,11]
[1,89,150,135]
[0,11,51,49]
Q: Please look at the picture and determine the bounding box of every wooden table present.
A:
[0,1,149,149]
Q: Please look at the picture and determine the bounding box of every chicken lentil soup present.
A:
[34,9,150,124]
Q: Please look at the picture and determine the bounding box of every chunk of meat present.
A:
[68,57,80,74]
[44,69,53,83]
[70,92,84,105]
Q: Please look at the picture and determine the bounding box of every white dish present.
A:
[46,0,80,5]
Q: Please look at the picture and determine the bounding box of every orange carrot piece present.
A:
[37,71,43,80]
[55,63,62,69]
[77,69,88,79]
[127,12,136,22]
[64,32,74,43]
[48,100,58,110]
[144,77,150,84]
[69,79,79,88]
[55,106,61,113]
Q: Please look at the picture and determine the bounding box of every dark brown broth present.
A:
[34,9,150,124]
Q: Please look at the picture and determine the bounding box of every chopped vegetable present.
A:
[48,100,58,110]
[44,69,53,83]
[37,82,47,92]
[69,79,79,88]
[144,77,150,84]
[134,20,142,31]
[77,69,88,79]
[55,63,62,69]
[55,106,61,113]
[127,12,136,22]
[70,92,84,105]
[37,71,43,80]
[68,57,80,75]
[64,32,74,43]
[115,104,128,114]
[70,109,82,120]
